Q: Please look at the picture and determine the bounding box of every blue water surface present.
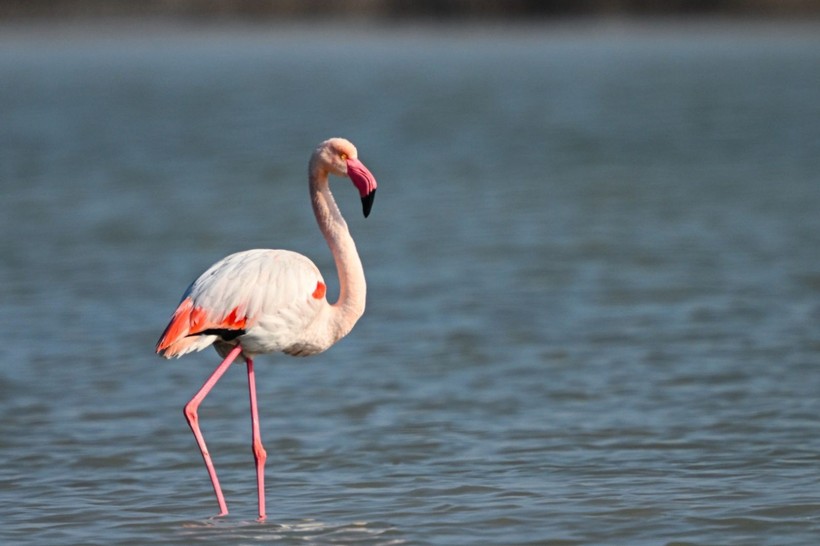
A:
[1,21,819,545]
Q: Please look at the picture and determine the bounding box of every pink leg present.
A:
[183,344,243,517]
[246,357,268,521]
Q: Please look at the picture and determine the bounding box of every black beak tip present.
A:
[361,190,376,218]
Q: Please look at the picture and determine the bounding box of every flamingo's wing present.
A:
[156,249,326,358]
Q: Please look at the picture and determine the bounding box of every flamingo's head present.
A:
[313,137,378,217]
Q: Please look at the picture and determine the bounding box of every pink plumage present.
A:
[156,249,327,358]
[155,138,378,520]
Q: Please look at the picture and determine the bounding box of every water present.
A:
[1,21,819,545]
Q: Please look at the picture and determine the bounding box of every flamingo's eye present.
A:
[340,153,348,160]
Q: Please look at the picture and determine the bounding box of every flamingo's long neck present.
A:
[309,165,366,341]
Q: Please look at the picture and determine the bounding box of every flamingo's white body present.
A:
[155,138,378,520]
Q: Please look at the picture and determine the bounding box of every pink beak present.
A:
[346,158,378,218]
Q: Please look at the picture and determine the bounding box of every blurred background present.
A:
[1,2,819,546]
[1,0,820,19]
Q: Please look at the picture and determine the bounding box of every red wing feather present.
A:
[156,297,249,357]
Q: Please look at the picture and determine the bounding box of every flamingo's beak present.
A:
[361,191,376,218]
[346,158,378,218]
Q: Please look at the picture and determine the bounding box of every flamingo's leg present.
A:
[184,344,243,517]
[246,357,268,521]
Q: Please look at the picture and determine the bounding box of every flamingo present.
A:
[155,138,378,520]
